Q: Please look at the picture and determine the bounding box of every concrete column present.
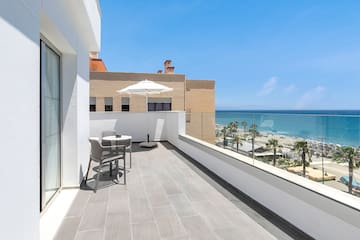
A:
[97,97,105,111]
[113,96,121,112]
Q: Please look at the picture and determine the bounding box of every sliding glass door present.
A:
[40,40,61,210]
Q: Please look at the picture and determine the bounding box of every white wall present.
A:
[173,135,360,239]
[0,1,41,239]
[0,0,100,239]
[40,0,101,187]
[90,112,185,142]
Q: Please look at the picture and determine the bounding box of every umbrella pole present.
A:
[146,94,150,141]
[146,94,148,112]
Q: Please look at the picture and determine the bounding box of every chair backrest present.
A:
[114,138,131,147]
[89,137,103,162]
[89,137,126,162]
[102,130,116,137]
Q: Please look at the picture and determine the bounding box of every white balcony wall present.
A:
[173,135,360,239]
[0,0,100,239]
[90,112,186,142]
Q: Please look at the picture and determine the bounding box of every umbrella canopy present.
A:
[117,79,173,96]
[117,79,173,111]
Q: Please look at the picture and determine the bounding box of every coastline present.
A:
[215,124,350,164]
[216,110,360,147]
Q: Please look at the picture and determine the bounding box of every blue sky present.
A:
[100,0,360,110]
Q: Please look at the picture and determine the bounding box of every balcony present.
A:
[42,112,360,239]
[54,142,296,240]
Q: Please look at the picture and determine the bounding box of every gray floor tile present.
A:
[153,205,186,239]
[159,173,182,195]
[78,202,107,231]
[88,188,109,203]
[108,190,129,213]
[66,191,91,217]
[163,236,191,240]
[104,212,131,240]
[146,190,170,208]
[168,194,196,217]
[220,207,258,227]
[180,215,217,240]
[129,198,154,223]
[132,222,161,240]
[215,227,276,240]
[192,201,233,230]
[54,217,81,240]
[180,181,205,202]
[75,230,104,240]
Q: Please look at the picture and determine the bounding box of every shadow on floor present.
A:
[131,142,159,153]
[81,164,126,191]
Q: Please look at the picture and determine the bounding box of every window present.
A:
[90,97,96,112]
[104,97,113,111]
[148,98,172,111]
[40,40,61,210]
[122,97,130,112]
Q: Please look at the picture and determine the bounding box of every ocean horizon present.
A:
[216,110,360,147]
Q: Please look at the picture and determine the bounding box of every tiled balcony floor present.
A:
[54,142,303,240]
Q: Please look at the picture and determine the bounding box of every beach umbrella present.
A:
[117,79,173,111]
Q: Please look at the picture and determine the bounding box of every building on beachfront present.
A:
[89,57,216,143]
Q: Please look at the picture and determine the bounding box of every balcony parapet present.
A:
[175,134,360,239]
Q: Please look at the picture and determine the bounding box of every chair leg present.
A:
[109,162,112,176]
[115,159,119,183]
[129,148,132,168]
[123,156,126,184]
[85,158,92,182]
[95,162,101,193]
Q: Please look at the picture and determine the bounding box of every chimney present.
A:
[167,66,175,74]
[157,70,163,74]
[164,59,175,74]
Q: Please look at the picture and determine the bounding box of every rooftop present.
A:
[54,142,309,240]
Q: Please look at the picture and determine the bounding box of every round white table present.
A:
[102,135,132,142]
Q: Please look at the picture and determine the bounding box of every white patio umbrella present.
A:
[117,79,173,147]
[117,79,173,111]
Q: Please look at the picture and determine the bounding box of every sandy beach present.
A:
[215,124,344,160]
[215,124,360,190]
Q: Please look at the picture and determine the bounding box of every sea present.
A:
[216,110,360,147]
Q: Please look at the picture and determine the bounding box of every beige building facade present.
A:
[90,59,215,143]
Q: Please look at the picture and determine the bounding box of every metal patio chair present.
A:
[85,137,126,192]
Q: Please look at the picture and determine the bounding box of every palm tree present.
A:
[248,124,258,159]
[241,120,247,133]
[227,121,239,136]
[266,138,282,166]
[294,141,309,177]
[233,134,243,152]
[221,126,229,148]
[333,146,358,194]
